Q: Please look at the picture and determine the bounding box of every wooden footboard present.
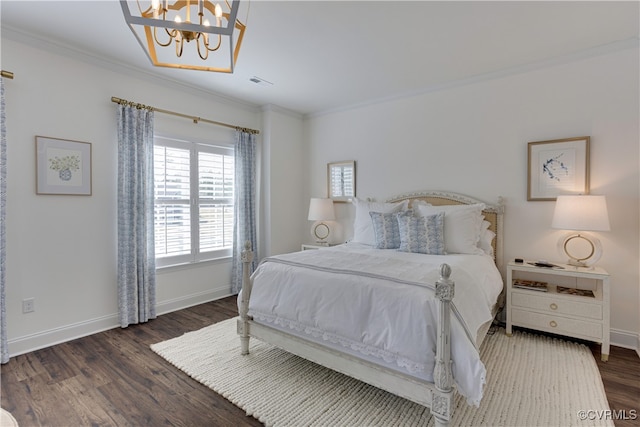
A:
[237,242,456,427]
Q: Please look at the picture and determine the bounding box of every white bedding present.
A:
[240,243,503,406]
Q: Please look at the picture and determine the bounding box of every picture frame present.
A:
[527,136,589,201]
[327,160,356,202]
[36,136,92,196]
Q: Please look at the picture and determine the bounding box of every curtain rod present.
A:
[1,70,14,79]
[110,96,259,135]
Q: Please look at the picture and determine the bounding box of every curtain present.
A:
[231,130,257,294]
[1,79,8,363]
[117,104,156,327]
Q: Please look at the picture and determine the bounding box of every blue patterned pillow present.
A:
[396,211,446,255]
[370,211,401,249]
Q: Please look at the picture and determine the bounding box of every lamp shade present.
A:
[551,195,610,232]
[308,198,335,221]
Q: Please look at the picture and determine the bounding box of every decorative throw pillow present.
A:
[416,203,485,255]
[370,211,401,249]
[351,198,408,246]
[396,210,445,255]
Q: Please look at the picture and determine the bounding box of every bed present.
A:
[237,191,504,427]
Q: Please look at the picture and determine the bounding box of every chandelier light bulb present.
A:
[175,15,182,23]
[151,0,160,18]
[203,19,210,26]
[215,3,222,26]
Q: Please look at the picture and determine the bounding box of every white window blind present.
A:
[154,137,234,267]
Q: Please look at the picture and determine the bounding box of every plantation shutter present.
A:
[198,149,234,253]
[154,145,191,261]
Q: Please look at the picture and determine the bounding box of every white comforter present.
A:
[242,243,503,406]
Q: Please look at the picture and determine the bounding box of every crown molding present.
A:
[308,37,640,119]
[1,24,263,115]
[261,103,303,120]
[4,23,637,119]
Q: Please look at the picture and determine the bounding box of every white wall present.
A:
[2,37,263,355]
[305,47,640,348]
[260,105,307,258]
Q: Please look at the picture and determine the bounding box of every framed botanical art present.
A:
[36,136,92,195]
[527,136,590,201]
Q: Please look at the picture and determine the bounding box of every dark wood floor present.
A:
[589,344,640,427]
[1,296,638,427]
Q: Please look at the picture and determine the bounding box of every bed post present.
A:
[237,241,254,355]
[431,264,455,427]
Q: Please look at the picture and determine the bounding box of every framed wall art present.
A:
[327,160,356,202]
[527,136,589,201]
[36,136,92,195]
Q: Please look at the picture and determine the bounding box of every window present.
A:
[154,136,234,267]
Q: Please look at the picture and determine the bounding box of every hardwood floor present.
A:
[589,345,640,427]
[2,296,638,426]
[1,298,261,427]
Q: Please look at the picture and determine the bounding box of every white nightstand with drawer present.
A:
[506,261,610,361]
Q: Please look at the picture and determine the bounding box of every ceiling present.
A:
[2,1,639,116]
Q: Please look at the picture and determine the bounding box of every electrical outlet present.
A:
[22,298,35,313]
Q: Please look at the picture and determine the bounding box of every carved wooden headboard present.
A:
[386,190,505,270]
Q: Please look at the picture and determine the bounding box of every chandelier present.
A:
[120,0,247,73]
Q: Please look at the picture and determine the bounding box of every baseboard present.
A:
[8,313,120,358]
[9,293,637,359]
[8,287,232,358]
[610,328,640,354]
[155,287,233,316]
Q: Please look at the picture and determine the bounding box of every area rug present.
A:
[151,318,613,426]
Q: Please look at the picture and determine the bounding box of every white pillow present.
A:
[416,203,485,255]
[352,198,409,245]
[411,200,432,209]
[478,220,496,256]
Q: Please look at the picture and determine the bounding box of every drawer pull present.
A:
[549,320,558,328]
[550,303,558,310]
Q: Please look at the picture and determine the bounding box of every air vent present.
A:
[249,76,273,86]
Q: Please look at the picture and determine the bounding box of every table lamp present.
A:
[551,195,610,267]
[308,198,335,246]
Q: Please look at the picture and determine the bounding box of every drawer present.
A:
[511,291,602,320]
[512,309,602,340]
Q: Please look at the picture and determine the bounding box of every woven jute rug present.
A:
[151,318,612,427]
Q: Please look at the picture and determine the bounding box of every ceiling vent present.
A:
[249,76,273,87]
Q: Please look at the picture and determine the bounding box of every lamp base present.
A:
[566,259,592,269]
[557,232,602,268]
[311,221,331,245]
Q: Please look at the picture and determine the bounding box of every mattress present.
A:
[239,243,503,406]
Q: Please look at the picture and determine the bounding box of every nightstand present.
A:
[506,261,610,361]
